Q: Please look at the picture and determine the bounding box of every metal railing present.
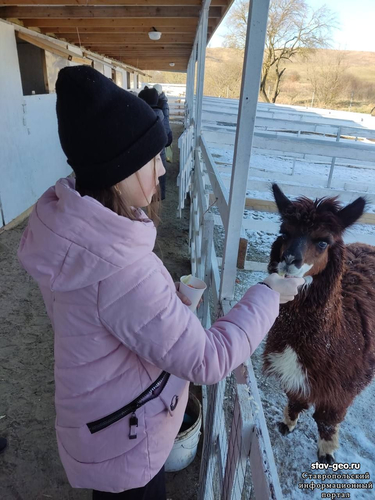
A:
[178,120,283,499]
[177,0,283,497]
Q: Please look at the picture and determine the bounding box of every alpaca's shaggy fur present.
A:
[263,184,375,463]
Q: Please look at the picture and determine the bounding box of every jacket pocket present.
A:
[56,409,146,464]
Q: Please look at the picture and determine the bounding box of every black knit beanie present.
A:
[55,66,167,189]
[138,86,159,107]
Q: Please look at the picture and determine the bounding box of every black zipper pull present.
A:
[129,412,138,440]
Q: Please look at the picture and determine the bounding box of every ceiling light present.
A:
[169,62,175,67]
[148,27,162,40]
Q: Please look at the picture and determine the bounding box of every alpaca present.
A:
[263,184,375,463]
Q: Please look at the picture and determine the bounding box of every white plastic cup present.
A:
[179,275,207,312]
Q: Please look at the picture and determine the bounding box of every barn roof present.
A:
[0,0,233,72]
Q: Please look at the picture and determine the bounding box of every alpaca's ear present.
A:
[337,197,366,229]
[272,184,291,214]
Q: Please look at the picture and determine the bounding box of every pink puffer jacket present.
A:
[17,177,279,493]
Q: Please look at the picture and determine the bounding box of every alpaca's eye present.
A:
[318,241,328,250]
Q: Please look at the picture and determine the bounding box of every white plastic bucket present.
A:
[165,392,202,472]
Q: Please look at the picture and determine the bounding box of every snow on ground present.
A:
[204,98,375,130]
[227,267,375,500]
[253,340,375,500]
[243,209,375,238]
[210,247,375,498]
[205,104,375,498]
[209,147,375,206]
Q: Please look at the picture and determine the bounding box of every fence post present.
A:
[327,127,341,188]
[185,49,196,127]
[194,2,209,146]
[200,212,214,326]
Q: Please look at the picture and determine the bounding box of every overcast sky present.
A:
[209,0,375,52]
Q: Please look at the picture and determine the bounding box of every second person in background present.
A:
[139,86,171,201]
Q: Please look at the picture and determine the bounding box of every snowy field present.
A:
[203,101,375,499]
[210,147,375,209]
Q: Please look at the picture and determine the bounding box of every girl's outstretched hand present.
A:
[262,273,305,304]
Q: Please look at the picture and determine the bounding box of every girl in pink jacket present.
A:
[18,66,303,499]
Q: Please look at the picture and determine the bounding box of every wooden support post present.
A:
[237,230,248,270]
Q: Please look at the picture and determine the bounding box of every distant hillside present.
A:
[146,47,375,113]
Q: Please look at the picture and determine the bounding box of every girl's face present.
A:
[118,154,165,207]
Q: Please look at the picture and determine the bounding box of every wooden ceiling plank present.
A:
[99,50,192,54]
[124,62,188,66]
[124,56,189,60]
[97,47,192,50]
[105,56,190,60]
[63,32,195,38]
[83,43,193,48]
[87,53,192,58]
[0,6,222,19]
[95,48,192,52]
[124,64,188,70]
[68,41,194,46]
[1,0,227,5]
[23,18,203,27]
[63,35,194,43]
[40,26,197,34]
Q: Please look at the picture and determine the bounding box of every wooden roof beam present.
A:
[90,51,192,55]
[93,48,192,53]
[40,26,199,34]
[106,57,190,61]
[98,50,192,55]
[16,30,92,64]
[0,6,222,19]
[63,35,194,44]
[21,18,204,27]
[82,43,193,49]
[96,47,192,51]
[124,63,188,70]
[135,63,187,66]
[1,0,227,5]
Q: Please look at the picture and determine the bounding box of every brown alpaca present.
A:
[263,184,375,464]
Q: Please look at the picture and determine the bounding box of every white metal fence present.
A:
[177,123,194,218]
[202,100,375,191]
[180,128,283,499]
[175,0,286,497]
[178,94,285,499]
[198,361,283,500]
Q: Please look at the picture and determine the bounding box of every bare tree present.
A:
[306,50,348,107]
[204,51,243,98]
[224,0,338,103]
